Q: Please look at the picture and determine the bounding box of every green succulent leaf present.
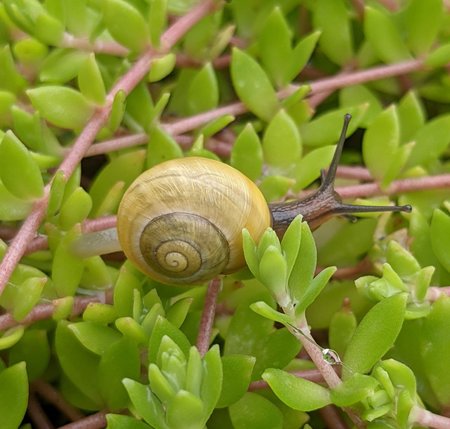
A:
[263,109,302,168]
[231,48,279,121]
[104,0,150,52]
[0,363,28,429]
[217,355,256,408]
[263,368,331,411]
[430,209,450,272]
[331,373,379,407]
[229,392,283,429]
[403,0,444,55]
[313,0,353,65]
[78,54,106,104]
[9,330,51,381]
[106,414,151,429]
[363,105,400,183]
[343,294,407,377]
[0,131,44,200]
[231,123,263,181]
[27,86,94,130]
[364,6,411,63]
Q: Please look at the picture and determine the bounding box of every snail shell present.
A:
[117,157,271,285]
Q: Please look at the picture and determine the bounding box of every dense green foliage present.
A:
[0,0,449,428]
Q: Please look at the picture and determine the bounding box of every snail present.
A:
[74,114,411,285]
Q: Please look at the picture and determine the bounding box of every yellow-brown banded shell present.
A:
[117,157,271,285]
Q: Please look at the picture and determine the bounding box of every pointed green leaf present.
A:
[59,187,93,230]
[52,227,84,297]
[287,31,321,83]
[259,7,292,87]
[148,53,176,82]
[68,322,121,355]
[430,209,450,272]
[403,0,444,55]
[343,294,407,377]
[231,124,263,181]
[123,379,167,429]
[263,109,301,168]
[99,337,141,410]
[78,54,106,104]
[364,6,411,63]
[249,301,291,325]
[186,63,219,114]
[104,0,150,52]
[295,266,336,315]
[229,392,283,429]
[0,363,28,429]
[363,106,399,182]
[147,126,183,168]
[331,373,378,407]
[149,0,167,47]
[166,390,204,429]
[406,114,450,168]
[289,223,317,304]
[313,0,353,65]
[0,181,32,220]
[293,145,335,191]
[0,131,44,200]
[397,91,425,144]
[300,105,366,147]
[27,86,94,130]
[231,48,279,121]
[263,368,331,411]
[217,354,255,408]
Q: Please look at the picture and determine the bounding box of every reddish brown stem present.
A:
[319,405,350,429]
[28,390,54,429]
[32,380,84,422]
[196,277,221,356]
[57,411,108,429]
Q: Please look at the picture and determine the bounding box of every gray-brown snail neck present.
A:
[115,113,411,285]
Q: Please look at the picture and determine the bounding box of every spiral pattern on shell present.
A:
[117,157,271,285]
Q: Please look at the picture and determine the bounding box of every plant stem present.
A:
[0,0,219,296]
[336,174,450,198]
[57,411,108,429]
[0,292,112,331]
[411,406,450,429]
[197,277,221,356]
[426,286,450,301]
[32,380,84,422]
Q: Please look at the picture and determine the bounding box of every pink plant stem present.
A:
[0,292,112,331]
[57,411,107,429]
[84,133,147,157]
[0,0,218,296]
[412,406,450,429]
[426,286,450,302]
[196,277,221,356]
[336,174,450,199]
[307,59,423,95]
[164,59,426,136]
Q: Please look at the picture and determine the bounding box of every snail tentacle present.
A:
[270,114,411,236]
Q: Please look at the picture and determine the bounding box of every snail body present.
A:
[75,115,411,285]
[117,157,271,285]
